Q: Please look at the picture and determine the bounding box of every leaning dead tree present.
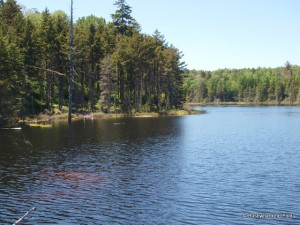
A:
[68,0,74,123]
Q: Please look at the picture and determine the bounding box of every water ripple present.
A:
[1,108,300,224]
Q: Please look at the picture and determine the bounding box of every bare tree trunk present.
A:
[81,70,85,111]
[58,75,64,110]
[50,72,55,110]
[88,74,95,112]
[157,73,161,111]
[119,66,125,112]
[134,75,141,112]
[46,70,51,111]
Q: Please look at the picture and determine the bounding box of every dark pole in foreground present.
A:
[68,0,74,123]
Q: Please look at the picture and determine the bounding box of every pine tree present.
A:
[111,0,140,36]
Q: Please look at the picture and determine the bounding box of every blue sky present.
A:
[17,0,300,71]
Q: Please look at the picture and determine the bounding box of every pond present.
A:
[0,106,300,224]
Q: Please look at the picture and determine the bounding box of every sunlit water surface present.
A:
[1,106,300,224]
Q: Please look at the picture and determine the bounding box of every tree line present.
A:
[184,63,300,105]
[0,0,185,126]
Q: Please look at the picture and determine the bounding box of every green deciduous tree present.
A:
[184,64,300,105]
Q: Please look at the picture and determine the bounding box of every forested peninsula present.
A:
[0,0,185,126]
[0,0,299,127]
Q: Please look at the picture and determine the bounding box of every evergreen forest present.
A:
[0,0,185,125]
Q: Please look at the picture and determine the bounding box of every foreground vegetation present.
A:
[0,0,185,126]
[184,64,300,105]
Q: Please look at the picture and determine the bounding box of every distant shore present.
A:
[185,101,300,106]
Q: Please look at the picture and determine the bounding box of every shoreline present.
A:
[16,109,203,128]
[185,101,300,106]
[3,101,298,128]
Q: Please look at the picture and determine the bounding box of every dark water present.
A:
[1,106,300,225]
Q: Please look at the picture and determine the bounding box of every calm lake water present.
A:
[1,106,300,224]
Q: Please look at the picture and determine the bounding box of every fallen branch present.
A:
[13,207,35,225]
